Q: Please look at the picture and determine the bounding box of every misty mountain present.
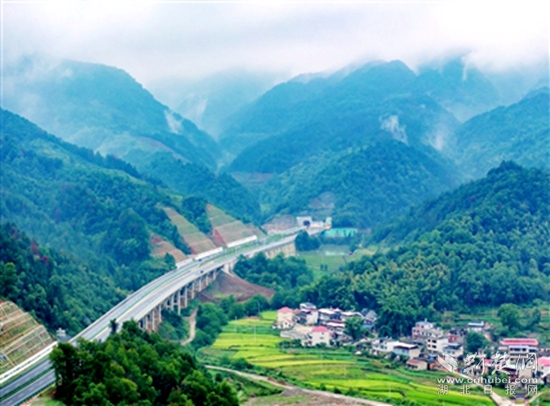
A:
[150,69,282,138]
[220,61,462,226]
[219,59,504,157]
[485,61,550,107]
[3,55,259,220]
[449,88,549,179]
[228,89,459,175]
[4,55,220,166]
[414,58,501,121]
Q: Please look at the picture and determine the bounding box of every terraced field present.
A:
[206,204,262,246]
[150,233,187,262]
[0,301,54,374]
[202,312,494,406]
[163,206,218,254]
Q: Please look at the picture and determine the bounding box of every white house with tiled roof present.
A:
[303,326,332,347]
[276,307,294,329]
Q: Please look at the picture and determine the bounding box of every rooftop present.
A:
[501,338,539,347]
[300,302,317,309]
[394,343,418,350]
[278,307,293,313]
[312,326,329,333]
[407,358,427,365]
[319,308,339,314]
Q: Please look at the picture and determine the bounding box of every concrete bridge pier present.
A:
[223,261,236,274]
[144,313,152,333]
[180,286,188,309]
[264,242,296,259]
[174,291,181,314]
[152,305,161,331]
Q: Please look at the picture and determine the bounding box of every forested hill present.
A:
[448,88,550,179]
[0,109,192,332]
[223,60,462,227]
[1,109,187,264]
[372,161,550,244]
[3,55,260,221]
[303,162,549,336]
[260,140,458,228]
[0,223,126,334]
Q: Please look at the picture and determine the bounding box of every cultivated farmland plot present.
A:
[204,312,495,406]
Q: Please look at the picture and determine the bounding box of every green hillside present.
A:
[261,140,458,228]
[302,162,549,336]
[3,55,260,221]
[206,204,262,245]
[449,88,550,179]
[0,109,203,332]
[220,61,464,226]
[50,321,239,406]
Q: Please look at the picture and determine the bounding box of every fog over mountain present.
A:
[4,2,547,89]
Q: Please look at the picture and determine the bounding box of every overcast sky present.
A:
[3,1,548,88]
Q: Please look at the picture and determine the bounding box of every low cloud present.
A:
[380,115,408,144]
[3,2,547,87]
[164,111,182,134]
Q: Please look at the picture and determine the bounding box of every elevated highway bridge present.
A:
[0,234,299,405]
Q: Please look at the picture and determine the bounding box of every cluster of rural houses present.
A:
[275,307,550,387]
[275,302,377,347]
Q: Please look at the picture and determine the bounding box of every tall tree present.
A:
[345,316,365,340]
[498,303,521,333]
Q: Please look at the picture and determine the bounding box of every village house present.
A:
[407,358,428,371]
[340,311,363,321]
[298,302,319,325]
[447,328,463,344]
[371,338,399,355]
[412,319,443,341]
[499,338,538,361]
[537,357,550,382]
[392,343,421,359]
[466,321,487,333]
[361,309,378,330]
[442,342,464,358]
[318,308,340,324]
[326,319,346,333]
[303,326,332,347]
[426,335,448,354]
[276,307,294,329]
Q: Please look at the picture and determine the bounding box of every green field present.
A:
[201,312,494,406]
[298,245,378,279]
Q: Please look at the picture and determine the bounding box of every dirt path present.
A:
[206,365,392,406]
[180,308,197,346]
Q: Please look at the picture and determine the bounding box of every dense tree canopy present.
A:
[0,223,133,333]
[295,231,321,251]
[234,253,313,291]
[299,163,549,337]
[50,321,239,406]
